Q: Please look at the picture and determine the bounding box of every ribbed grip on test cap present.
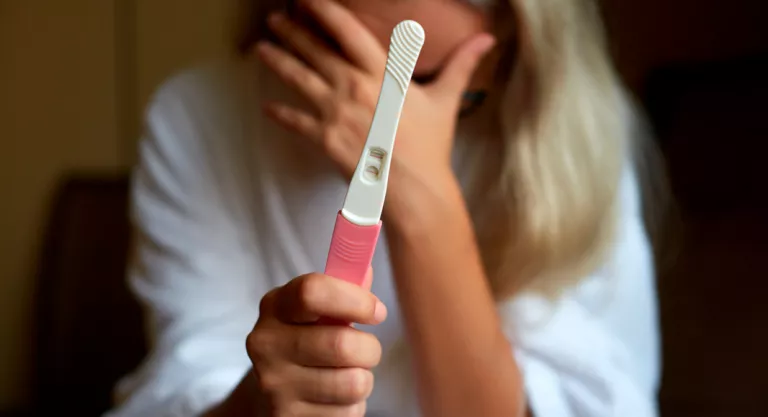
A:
[386,20,426,94]
[324,212,381,287]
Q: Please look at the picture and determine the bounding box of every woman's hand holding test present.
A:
[207,269,385,417]
[248,269,385,416]
[251,1,524,417]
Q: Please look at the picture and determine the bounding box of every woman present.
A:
[107,0,660,416]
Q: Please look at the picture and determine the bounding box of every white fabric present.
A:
[104,61,660,417]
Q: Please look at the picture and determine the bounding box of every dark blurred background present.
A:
[0,0,766,416]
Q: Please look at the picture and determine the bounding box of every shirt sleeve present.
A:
[501,168,661,417]
[104,69,270,417]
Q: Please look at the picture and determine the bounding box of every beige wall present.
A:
[0,0,230,408]
[135,0,232,117]
[0,1,122,406]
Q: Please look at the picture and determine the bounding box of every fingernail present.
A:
[480,35,497,52]
[254,41,277,61]
[374,301,387,323]
[254,41,270,54]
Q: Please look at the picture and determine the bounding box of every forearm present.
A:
[385,177,525,417]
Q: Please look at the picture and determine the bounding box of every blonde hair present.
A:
[475,0,631,298]
[235,0,643,299]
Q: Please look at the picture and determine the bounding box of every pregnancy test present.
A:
[323,20,425,287]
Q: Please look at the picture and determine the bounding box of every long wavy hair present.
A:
[233,0,664,299]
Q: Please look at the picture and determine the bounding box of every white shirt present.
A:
[105,61,660,417]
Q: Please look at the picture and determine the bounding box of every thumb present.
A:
[433,33,496,97]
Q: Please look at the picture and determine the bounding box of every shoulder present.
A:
[133,61,263,219]
[146,61,248,137]
[138,61,266,181]
[143,59,301,161]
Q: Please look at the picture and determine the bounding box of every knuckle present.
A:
[351,114,372,139]
[338,107,364,138]
[346,75,365,100]
[344,75,360,95]
[335,103,355,124]
[326,131,355,165]
[330,329,356,363]
[369,335,383,367]
[351,75,376,107]
[332,102,369,142]
[246,327,278,361]
[340,369,373,401]
[258,288,278,316]
[297,273,328,310]
[328,99,352,127]
[321,95,341,117]
[355,87,375,108]
[256,369,284,395]
[321,124,338,149]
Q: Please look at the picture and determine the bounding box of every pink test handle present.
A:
[324,212,382,287]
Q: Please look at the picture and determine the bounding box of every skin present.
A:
[206,0,525,416]
[335,0,491,79]
[291,0,503,91]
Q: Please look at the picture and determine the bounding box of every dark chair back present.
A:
[32,174,146,416]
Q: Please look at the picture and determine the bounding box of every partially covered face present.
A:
[336,0,495,80]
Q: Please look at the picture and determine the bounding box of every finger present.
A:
[264,102,323,140]
[256,41,333,106]
[283,401,366,417]
[321,119,369,172]
[300,0,386,73]
[432,33,496,98]
[292,366,374,405]
[291,325,382,368]
[275,273,387,325]
[259,287,281,317]
[266,103,367,177]
[267,12,352,84]
[265,101,365,150]
[360,267,373,291]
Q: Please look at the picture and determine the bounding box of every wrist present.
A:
[383,168,470,237]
